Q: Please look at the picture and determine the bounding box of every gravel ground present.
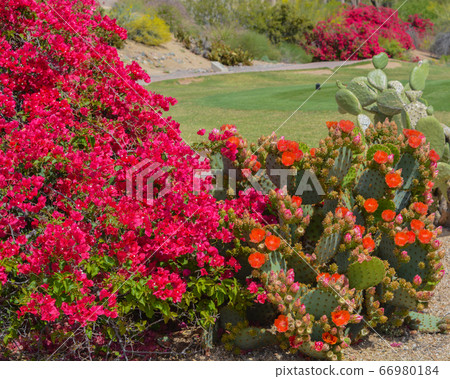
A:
[153,232,450,361]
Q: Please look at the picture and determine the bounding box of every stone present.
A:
[211,61,228,73]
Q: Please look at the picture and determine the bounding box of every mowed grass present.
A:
[147,62,450,147]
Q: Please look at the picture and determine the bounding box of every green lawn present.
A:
[147,62,450,147]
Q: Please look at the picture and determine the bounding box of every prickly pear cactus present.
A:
[198,118,445,360]
[335,52,450,225]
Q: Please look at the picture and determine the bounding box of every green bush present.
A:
[378,36,405,59]
[228,30,281,62]
[278,42,312,63]
[255,3,313,45]
[208,41,253,66]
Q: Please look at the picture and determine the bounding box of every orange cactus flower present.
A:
[221,124,234,131]
[413,202,428,215]
[322,332,338,345]
[336,207,349,216]
[326,121,338,129]
[418,229,433,244]
[274,315,289,333]
[403,129,424,139]
[382,209,396,222]
[385,171,403,188]
[292,196,302,207]
[408,135,423,149]
[310,148,316,157]
[248,252,266,269]
[373,150,388,164]
[277,139,288,152]
[407,230,416,244]
[395,232,409,247]
[281,151,296,166]
[294,149,304,161]
[331,310,350,326]
[287,140,299,152]
[252,161,261,172]
[362,236,375,252]
[249,228,265,243]
[331,273,342,281]
[317,272,331,282]
[429,149,440,162]
[411,219,425,231]
[364,198,378,213]
[265,235,281,251]
[339,120,355,133]
[227,136,240,147]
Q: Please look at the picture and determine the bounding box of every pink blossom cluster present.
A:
[303,5,430,61]
[0,0,237,329]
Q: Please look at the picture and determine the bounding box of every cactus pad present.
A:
[260,251,287,275]
[347,77,378,106]
[372,52,388,69]
[355,169,387,199]
[368,69,387,91]
[347,257,386,290]
[395,153,420,190]
[416,116,446,157]
[377,89,405,116]
[234,327,277,350]
[389,287,417,309]
[408,312,449,333]
[335,89,363,115]
[300,289,339,319]
[314,231,342,264]
[409,61,430,91]
[328,146,353,183]
[396,243,429,283]
[404,101,428,128]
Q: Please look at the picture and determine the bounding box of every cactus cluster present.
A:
[335,53,450,225]
[199,119,446,360]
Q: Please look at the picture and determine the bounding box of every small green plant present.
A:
[208,41,253,66]
[378,36,405,59]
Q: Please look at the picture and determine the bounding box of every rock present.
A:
[211,61,228,73]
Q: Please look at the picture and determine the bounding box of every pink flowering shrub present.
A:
[303,5,431,61]
[0,0,251,358]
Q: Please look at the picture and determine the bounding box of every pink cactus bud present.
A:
[275,293,283,303]
[401,250,409,258]
[344,233,352,243]
[284,209,293,220]
[286,269,295,284]
[290,282,300,293]
[395,214,403,224]
[432,239,440,249]
[294,207,303,218]
[320,315,328,323]
[278,304,286,312]
[413,275,422,286]
[388,154,394,163]
[314,341,324,351]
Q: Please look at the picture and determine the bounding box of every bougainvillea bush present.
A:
[303,5,432,61]
[0,0,252,359]
[196,120,447,360]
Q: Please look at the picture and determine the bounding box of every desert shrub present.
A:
[303,5,419,61]
[292,0,342,25]
[208,41,253,66]
[227,30,281,62]
[109,0,171,46]
[126,13,171,46]
[378,36,405,59]
[0,0,247,359]
[254,2,313,45]
[183,0,234,26]
[431,32,450,57]
[278,42,312,63]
